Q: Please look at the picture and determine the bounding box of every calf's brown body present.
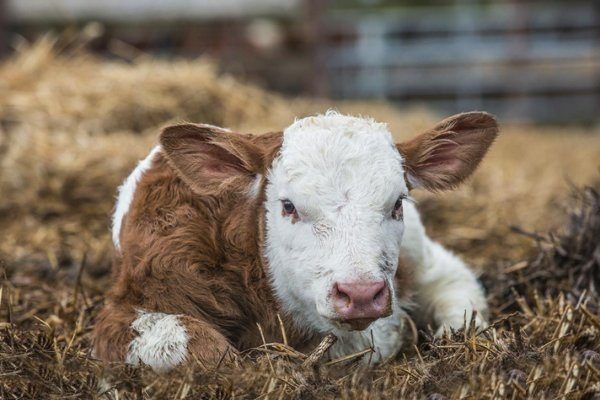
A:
[93,130,318,364]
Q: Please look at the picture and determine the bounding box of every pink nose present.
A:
[331,280,391,330]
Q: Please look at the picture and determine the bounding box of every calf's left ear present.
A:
[397,111,498,191]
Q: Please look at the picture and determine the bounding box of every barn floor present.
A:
[0,36,599,399]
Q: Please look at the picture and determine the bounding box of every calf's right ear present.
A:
[159,123,263,196]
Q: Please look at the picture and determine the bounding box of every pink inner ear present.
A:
[429,158,465,176]
[197,143,248,177]
[424,142,465,172]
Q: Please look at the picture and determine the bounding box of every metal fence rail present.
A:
[324,1,600,123]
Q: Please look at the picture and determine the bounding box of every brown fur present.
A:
[179,315,238,364]
[93,303,137,362]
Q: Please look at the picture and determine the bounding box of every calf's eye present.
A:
[392,197,404,220]
[281,200,296,216]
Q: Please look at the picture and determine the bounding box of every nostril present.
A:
[373,283,389,306]
[373,286,385,302]
[333,283,351,306]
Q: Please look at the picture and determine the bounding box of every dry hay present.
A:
[0,35,599,399]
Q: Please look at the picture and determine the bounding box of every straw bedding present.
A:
[0,36,599,399]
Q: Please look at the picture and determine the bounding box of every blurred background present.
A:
[2,0,598,124]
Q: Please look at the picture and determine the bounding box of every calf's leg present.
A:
[413,237,489,336]
[93,303,234,373]
[401,202,488,336]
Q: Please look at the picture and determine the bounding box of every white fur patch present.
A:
[126,311,189,373]
[112,146,161,250]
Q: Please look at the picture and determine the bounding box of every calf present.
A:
[93,111,497,371]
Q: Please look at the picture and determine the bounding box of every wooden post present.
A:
[303,0,328,97]
[0,0,7,57]
[595,1,600,118]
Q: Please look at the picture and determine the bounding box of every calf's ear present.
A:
[160,123,263,196]
[397,112,498,191]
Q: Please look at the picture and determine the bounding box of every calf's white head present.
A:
[160,112,498,333]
